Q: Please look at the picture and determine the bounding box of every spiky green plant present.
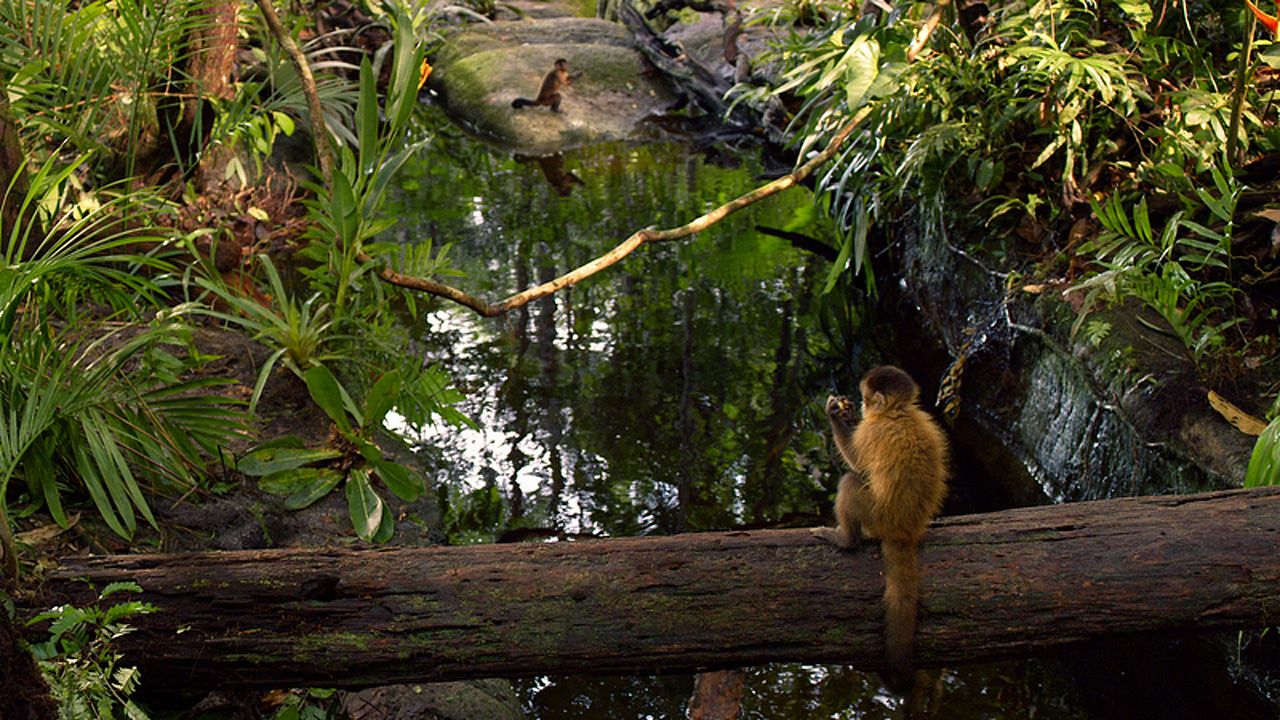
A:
[0,155,246,578]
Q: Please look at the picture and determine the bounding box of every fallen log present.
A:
[23,487,1280,690]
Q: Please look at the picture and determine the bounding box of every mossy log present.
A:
[25,487,1280,690]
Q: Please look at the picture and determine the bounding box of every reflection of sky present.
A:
[386,303,605,534]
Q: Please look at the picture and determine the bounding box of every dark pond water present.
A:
[382,107,1095,719]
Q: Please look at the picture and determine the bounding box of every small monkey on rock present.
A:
[512,59,573,113]
[812,365,949,694]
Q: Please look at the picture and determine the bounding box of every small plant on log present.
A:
[27,582,156,718]
[236,364,446,542]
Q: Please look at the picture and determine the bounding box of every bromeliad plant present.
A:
[236,365,431,542]
[193,254,352,413]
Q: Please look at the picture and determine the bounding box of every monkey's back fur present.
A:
[849,392,948,543]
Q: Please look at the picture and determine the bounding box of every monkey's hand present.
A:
[826,394,856,431]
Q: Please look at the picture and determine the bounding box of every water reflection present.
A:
[381,111,1089,719]
[387,129,840,539]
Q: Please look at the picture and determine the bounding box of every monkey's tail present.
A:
[511,98,535,108]
[880,538,920,694]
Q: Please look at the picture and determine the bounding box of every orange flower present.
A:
[1247,0,1279,35]
[424,58,440,89]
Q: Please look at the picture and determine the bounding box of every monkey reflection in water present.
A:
[514,154,584,197]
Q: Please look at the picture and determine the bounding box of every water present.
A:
[382,108,1091,719]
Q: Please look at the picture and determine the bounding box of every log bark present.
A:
[24,488,1280,690]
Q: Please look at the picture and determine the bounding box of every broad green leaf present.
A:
[352,436,383,463]
[272,111,296,136]
[266,467,345,510]
[345,467,384,541]
[364,369,403,428]
[237,446,341,476]
[843,37,880,110]
[372,458,424,501]
[303,365,355,431]
[260,466,337,495]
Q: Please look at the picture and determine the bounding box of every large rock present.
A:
[427,17,678,153]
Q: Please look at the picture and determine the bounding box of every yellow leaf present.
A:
[1208,390,1268,436]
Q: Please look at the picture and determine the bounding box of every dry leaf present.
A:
[15,512,80,545]
[1207,390,1268,436]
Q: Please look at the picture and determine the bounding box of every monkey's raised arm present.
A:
[826,394,859,471]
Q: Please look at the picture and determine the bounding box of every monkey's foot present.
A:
[810,526,857,550]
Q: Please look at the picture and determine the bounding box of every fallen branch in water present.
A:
[376,109,870,318]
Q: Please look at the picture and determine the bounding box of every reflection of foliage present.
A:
[389,132,844,537]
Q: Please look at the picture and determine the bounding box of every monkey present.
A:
[511,59,572,113]
[811,365,949,694]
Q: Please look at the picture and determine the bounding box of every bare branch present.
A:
[254,0,334,184]
[907,0,953,62]
[370,107,873,317]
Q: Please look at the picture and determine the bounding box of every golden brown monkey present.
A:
[512,59,572,113]
[811,365,949,693]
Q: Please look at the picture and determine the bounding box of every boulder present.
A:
[427,17,678,153]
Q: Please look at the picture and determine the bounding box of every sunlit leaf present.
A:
[237,446,341,476]
[345,466,384,540]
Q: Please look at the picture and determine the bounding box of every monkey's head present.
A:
[555,58,569,70]
[859,365,919,412]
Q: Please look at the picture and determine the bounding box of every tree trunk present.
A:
[23,488,1280,690]
[0,601,57,719]
[0,91,43,259]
